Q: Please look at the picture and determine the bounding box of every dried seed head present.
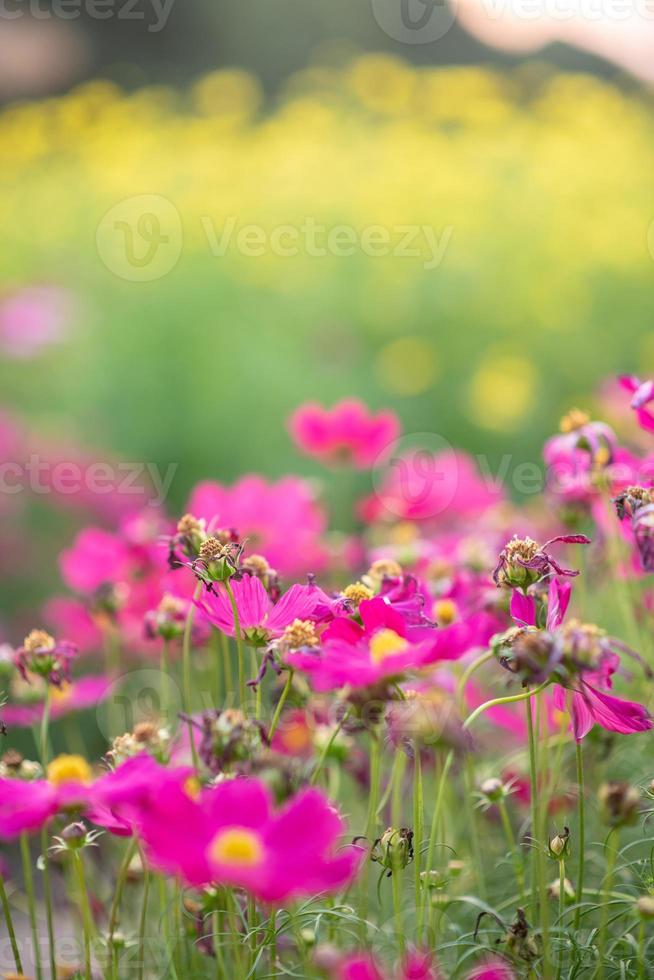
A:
[177,513,205,536]
[598,781,641,827]
[281,619,319,650]
[23,629,55,654]
[242,554,271,577]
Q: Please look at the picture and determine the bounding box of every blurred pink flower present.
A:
[2,674,112,728]
[0,285,73,359]
[360,450,504,524]
[289,399,400,469]
[188,475,328,575]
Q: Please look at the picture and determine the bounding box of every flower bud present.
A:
[637,896,654,920]
[480,777,505,802]
[549,827,570,859]
[548,877,575,904]
[375,826,414,873]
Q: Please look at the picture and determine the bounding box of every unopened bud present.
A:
[549,827,570,859]
[637,896,654,920]
[480,777,505,802]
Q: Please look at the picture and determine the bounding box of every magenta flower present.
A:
[137,776,362,902]
[90,754,194,837]
[0,755,93,839]
[60,527,132,595]
[196,574,334,646]
[620,375,654,433]
[2,674,112,728]
[287,597,492,692]
[360,450,504,524]
[288,399,400,469]
[187,475,328,576]
[333,952,442,980]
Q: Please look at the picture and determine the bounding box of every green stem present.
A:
[392,863,405,958]
[183,582,202,770]
[74,850,94,980]
[40,686,51,768]
[556,858,565,980]
[463,680,551,731]
[108,837,137,975]
[0,868,23,973]
[310,710,349,787]
[220,630,233,701]
[268,669,294,740]
[638,918,646,980]
[526,684,550,977]
[137,863,151,980]
[160,637,170,723]
[456,649,494,711]
[573,741,585,931]
[498,797,525,904]
[597,829,619,980]
[20,832,43,980]
[41,826,57,980]
[224,580,247,710]
[413,744,423,930]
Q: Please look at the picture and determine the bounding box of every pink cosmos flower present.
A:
[337,955,386,980]
[287,597,493,692]
[44,597,103,652]
[0,765,92,838]
[196,574,334,646]
[360,450,504,524]
[2,674,112,727]
[620,375,654,434]
[60,527,132,595]
[188,476,328,576]
[288,399,400,469]
[137,777,361,902]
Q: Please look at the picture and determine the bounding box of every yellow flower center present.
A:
[209,827,264,868]
[51,682,72,704]
[184,776,202,800]
[46,754,92,786]
[369,629,408,663]
[433,598,457,626]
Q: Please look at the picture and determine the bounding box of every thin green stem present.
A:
[413,744,423,930]
[597,829,619,980]
[268,669,294,740]
[41,826,57,980]
[74,850,94,980]
[456,649,494,711]
[310,710,349,787]
[224,580,247,710]
[556,858,565,980]
[160,637,170,722]
[183,582,202,770]
[526,685,550,977]
[137,863,151,980]
[392,863,405,958]
[573,741,585,931]
[20,832,43,980]
[0,868,23,973]
[220,630,233,701]
[462,680,551,731]
[638,918,646,980]
[498,797,525,904]
[40,686,51,767]
[108,837,137,975]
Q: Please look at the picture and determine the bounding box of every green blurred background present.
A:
[0,3,653,520]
